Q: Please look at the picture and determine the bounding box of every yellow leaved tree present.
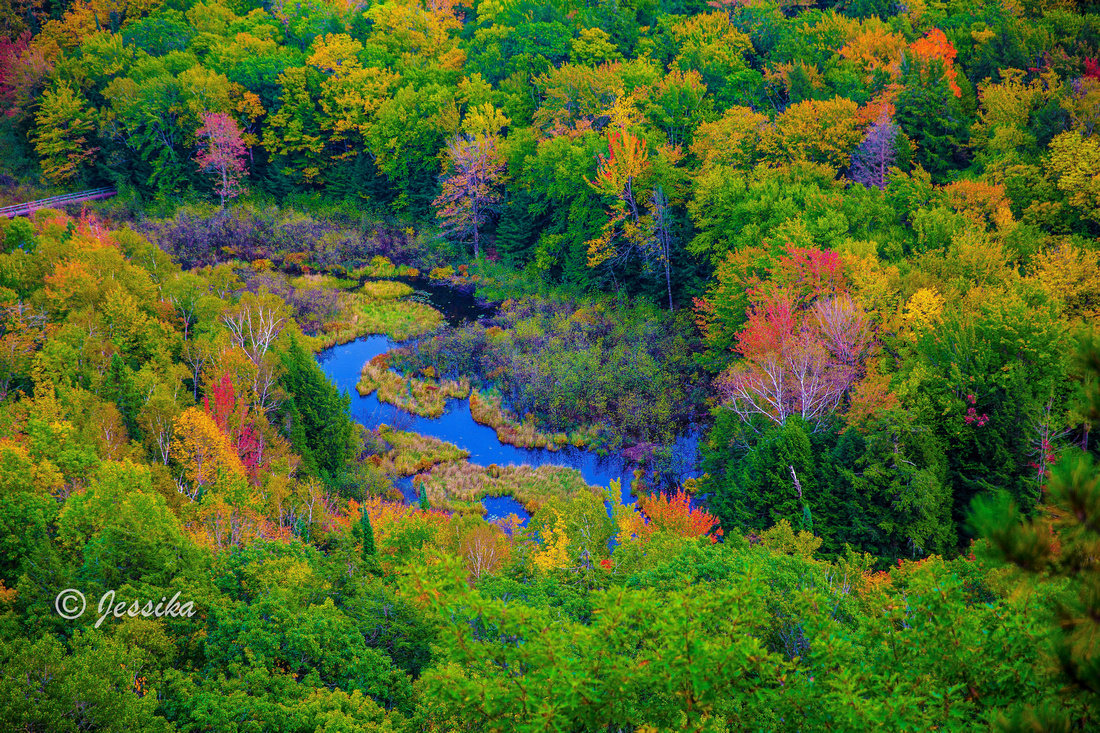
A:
[171,407,245,498]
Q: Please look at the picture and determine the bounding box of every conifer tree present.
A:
[277,337,357,487]
[971,335,1100,728]
[360,508,376,559]
[103,354,142,442]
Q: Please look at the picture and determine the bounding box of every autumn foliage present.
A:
[716,246,872,428]
[195,112,249,208]
[909,29,961,98]
[637,488,723,542]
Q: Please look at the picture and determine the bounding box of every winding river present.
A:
[315,281,701,523]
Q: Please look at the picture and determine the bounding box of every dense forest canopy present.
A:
[2,0,1100,728]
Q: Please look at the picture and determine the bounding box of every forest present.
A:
[2,0,1100,728]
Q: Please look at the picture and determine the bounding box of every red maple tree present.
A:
[717,247,871,430]
[637,488,724,543]
[195,112,248,209]
[203,373,263,476]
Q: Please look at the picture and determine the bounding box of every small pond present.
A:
[315,280,700,523]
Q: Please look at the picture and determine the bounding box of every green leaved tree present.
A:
[971,334,1100,728]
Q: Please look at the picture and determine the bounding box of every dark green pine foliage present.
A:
[103,353,142,442]
[895,55,968,183]
[911,295,1069,534]
[419,485,430,512]
[971,336,1100,729]
[711,418,817,536]
[360,508,376,559]
[843,420,955,561]
[277,337,357,486]
[494,190,544,268]
[786,63,818,104]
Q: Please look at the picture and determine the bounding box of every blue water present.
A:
[483,495,530,523]
[316,334,700,523]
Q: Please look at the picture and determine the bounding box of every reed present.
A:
[469,389,598,450]
[374,425,468,476]
[290,273,358,290]
[413,461,598,515]
[315,291,443,349]
[360,280,414,300]
[350,256,420,279]
[357,360,471,418]
[354,297,444,341]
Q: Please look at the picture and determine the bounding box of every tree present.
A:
[850,111,900,190]
[908,28,961,99]
[895,49,967,183]
[970,336,1100,728]
[277,336,356,486]
[585,129,679,307]
[1046,131,1100,224]
[195,111,248,208]
[0,634,172,733]
[760,97,866,170]
[203,373,263,475]
[433,133,507,259]
[359,506,376,559]
[716,288,871,431]
[220,289,287,414]
[636,487,723,542]
[0,299,51,400]
[31,82,99,184]
[170,407,245,499]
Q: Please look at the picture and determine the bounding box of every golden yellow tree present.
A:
[170,407,245,497]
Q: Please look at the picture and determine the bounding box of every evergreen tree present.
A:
[103,354,142,442]
[419,484,430,512]
[972,336,1100,727]
[494,190,544,268]
[845,419,955,560]
[360,508,376,559]
[277,337,357,486]
[711,418,818,535]
[895,56,968,183]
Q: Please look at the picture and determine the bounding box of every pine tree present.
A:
[724,418,818,533]
[495,190,543,268]
[277,337,357,487]
[895,55,967,183]
[971,335,1100,727]
[360,508,376,559]
[103,354,142,442]
[419,485,430,512]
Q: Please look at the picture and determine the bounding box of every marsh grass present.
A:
[351,256,420,279]
[413,461,598,515]
[313,287,444,349]
[361,280,415,300]
[374,425,468,475]
[354,297,444,341]
[469,389,599,450]
[357,359,471,417]
[291,273,358,290]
